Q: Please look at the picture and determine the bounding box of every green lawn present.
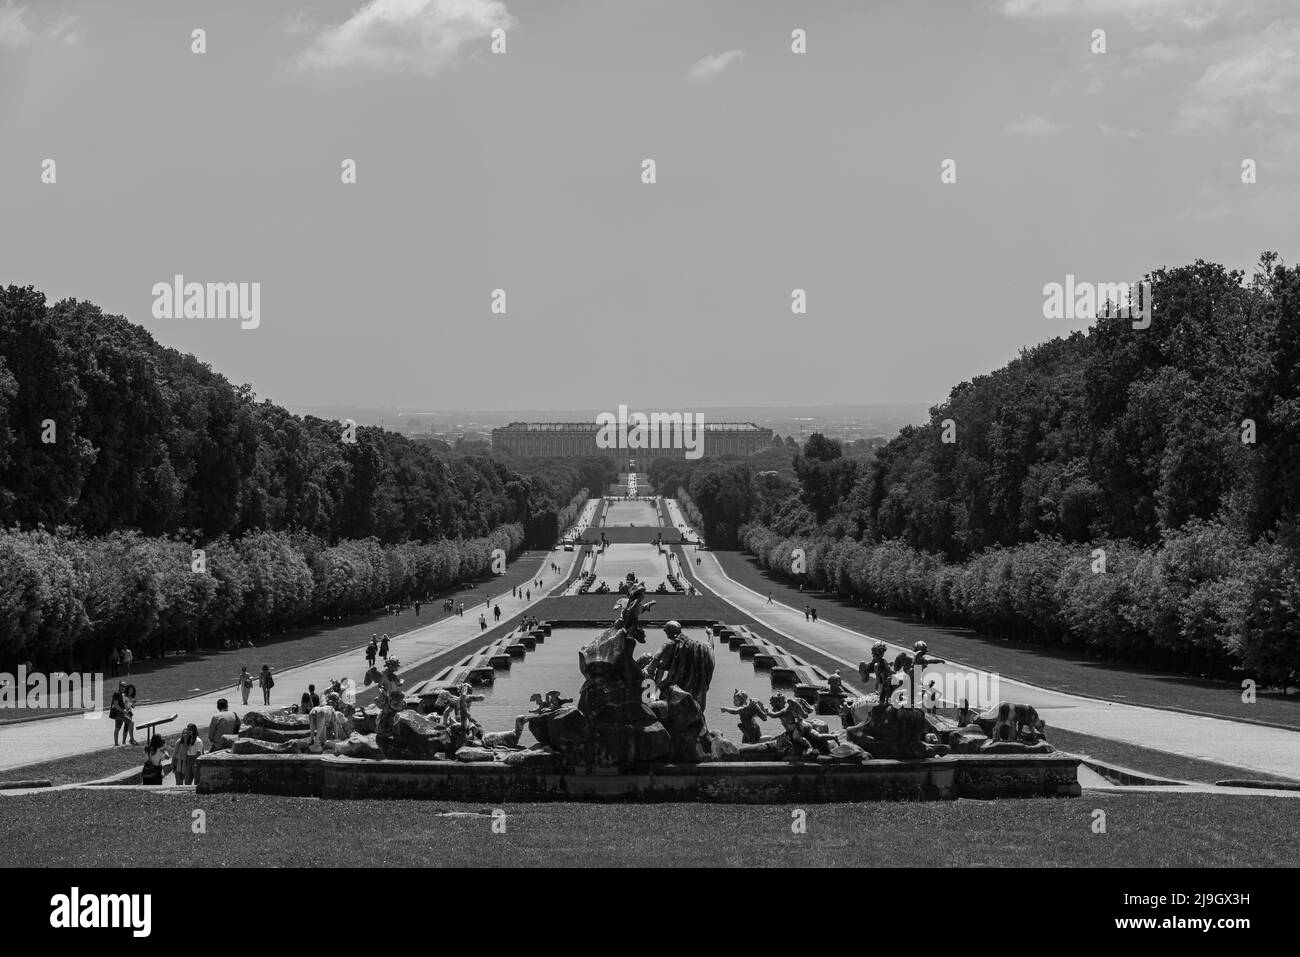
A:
[0,789,1293,867]
[713,550,1300,731]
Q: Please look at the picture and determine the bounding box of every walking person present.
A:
[478,613,487,632]
[493,604,501,623]
[237,665,254,705]
[811,607,818,622]
[379,634,390,659]
[414,599,421,617]
[141,734,169,786]
[804,606,810,621]
[366,636,379,668]
[121,645,134,676]
[109,644,121,678]
[259,665,274,705]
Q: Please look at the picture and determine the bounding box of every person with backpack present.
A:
[208,698,240,752]
[142,734,169,786]
[259,665,274,705]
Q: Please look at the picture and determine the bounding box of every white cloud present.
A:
[688,49,744,80]
[285,10,314,38]
[0,1,33,46]
[297,0,515,74]
[1099,122,1144,137]
[1000,0,1230,30]
[1006,113,1067,136]
[1179,20,1300,130]
[1132,41,1188,63]
[48,14,83,45]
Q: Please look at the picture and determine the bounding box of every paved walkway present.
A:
[0,526,593,774]
[664,500,1300,781]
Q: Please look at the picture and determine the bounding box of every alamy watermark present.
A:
[1043,275,1152,330]
[0,667,105,718]
[595,405,705,460]
[152,274,261,329]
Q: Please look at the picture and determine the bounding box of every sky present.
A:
[1,0,1296,413]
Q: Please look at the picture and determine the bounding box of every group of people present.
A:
[365,634,392,668]
[108,645,134,677]
[109,682,138,746]
[443,598,464,615]
[140,725,204,786]
[234,664,275,705]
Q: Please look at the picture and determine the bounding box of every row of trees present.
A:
[0,523,525,668]
[739,521,1298,682]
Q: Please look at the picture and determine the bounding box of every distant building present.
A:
[491,421,773,468]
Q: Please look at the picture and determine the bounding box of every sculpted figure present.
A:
[769,692,837,756]
[647,620,714,711]
[719,689,770,743]
[858,641,894,706]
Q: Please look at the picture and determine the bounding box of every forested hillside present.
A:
[0,286,615,667]
[729,256,1299,683]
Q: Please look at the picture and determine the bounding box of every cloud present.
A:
[1131,41,1188,63]
[688,49,744,80]
[1099,122,1144,137]
[1179,20,1300,130]
[999,0,1230,30]
[0,2,33,46]
[48,14,83,45]
[1005,114,1067,137]
[285,10,314,37]
[297,0,515,74]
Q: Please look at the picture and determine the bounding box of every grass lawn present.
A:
[0,550,552,726]
[713,550,1300,731]
[0,789,1293,867]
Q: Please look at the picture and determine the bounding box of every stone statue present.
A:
[859,641,894,707]
[768,692,837,757]
[647,620,714,711]
[719,689,770,743]
[529,690,573,713]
